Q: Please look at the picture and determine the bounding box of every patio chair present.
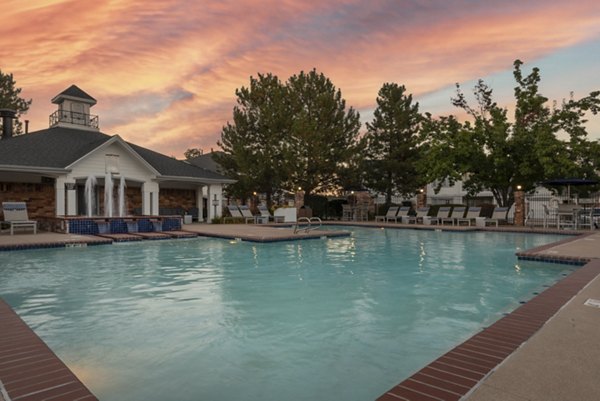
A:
[484,207,509,227]
[442,206,466,226]
[456,207,481,226]
[375,206,399,222]
[256,205,283,223]
[238,205,258,224]
[1,202,37,235]
[224,205,244,223]
[406,207,430,224]
[430,206,451,225]
[389,206,411,223]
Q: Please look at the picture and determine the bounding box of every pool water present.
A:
[0,228,574,401]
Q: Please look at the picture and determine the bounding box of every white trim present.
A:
[156,175,235,184]
[65,135,160,176]
[0,165,67,175]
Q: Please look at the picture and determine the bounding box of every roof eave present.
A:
[0,165,68,175]
[156,175,236,184]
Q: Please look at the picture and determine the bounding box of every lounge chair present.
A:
[238,205,258,224]
[430,206,451,225]
[1,202,37,235]
[442,206,465,226]
[456,207,481,226]
[224,205,244,223]
[257,205,275,224]
[406,207,430,224]
[484,207,509,227]
[390,206,411,223]
[375,206,399,222]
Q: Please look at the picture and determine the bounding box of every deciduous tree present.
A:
[420,60,600,207]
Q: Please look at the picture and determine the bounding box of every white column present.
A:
[196,185,204,222]
[142,182,160,215]
[66,182,77,216]
[55,177,66,216]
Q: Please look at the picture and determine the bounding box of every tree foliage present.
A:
[420,60,600,207]
[184,147,203,160]
[363,83,424,205]
[285,69,362,196]
[217,70,361,202]
[216,73,290,205]
[0,70,32,136]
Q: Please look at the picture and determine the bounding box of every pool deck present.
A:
[1,224,600,400]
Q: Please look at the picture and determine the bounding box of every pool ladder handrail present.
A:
[294,217,322,234]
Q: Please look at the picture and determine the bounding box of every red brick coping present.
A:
[0,300,98,401]
[377,259,600,401]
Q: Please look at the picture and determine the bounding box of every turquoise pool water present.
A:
[0,228,574,401]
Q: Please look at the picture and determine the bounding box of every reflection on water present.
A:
[0,230,573,401]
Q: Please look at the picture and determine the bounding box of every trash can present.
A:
[183,215,193,224]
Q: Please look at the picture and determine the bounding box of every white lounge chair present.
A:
[391,206,411,223]
[259,206,285,223]
[406,207,430,224]
[456,207,481,226]
[238,205,258,224]
[1,202,37,235]
[376,206,399,222]
[442,206,465,226]
[484,207,509,227]
[224,205,244,223]
[431,206,451,225]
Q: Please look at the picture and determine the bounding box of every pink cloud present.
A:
[1,0,599,156]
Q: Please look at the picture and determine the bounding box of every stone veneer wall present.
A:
[0,182,55,219]
[159,188,196,212]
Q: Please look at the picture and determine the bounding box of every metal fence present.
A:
[525,193,600,228]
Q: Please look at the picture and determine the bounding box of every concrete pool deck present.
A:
[1,224,600,400]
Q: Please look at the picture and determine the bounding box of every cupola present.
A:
[49,85,99,130]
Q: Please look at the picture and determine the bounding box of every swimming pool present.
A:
[0,228,574,401]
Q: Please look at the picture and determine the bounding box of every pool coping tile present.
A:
[0,300,98,401]
[376,260,600,401]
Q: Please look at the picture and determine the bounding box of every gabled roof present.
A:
[0,127,232,182]
[52,85,97,105]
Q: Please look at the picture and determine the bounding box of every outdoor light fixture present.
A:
[516,185,522,190]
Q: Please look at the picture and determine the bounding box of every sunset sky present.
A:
[1,0,599,158]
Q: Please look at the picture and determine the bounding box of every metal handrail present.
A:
[293,217,322,234]
[49,110,99,129]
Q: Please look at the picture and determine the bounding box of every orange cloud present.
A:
[1,0,599,156]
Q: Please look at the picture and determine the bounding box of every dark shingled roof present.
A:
[53,85,96,103]
[128,144,231,180]
[187,152,224,174]
[0,127,232,181]
[0,127,110,168]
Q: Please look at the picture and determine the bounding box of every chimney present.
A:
[25,120,29,134]
[0,109,17,140]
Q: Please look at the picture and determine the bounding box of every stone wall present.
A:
[159,188,196,211]
[0,182,55,219]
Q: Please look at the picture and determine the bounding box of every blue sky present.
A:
[1,0,599,156]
